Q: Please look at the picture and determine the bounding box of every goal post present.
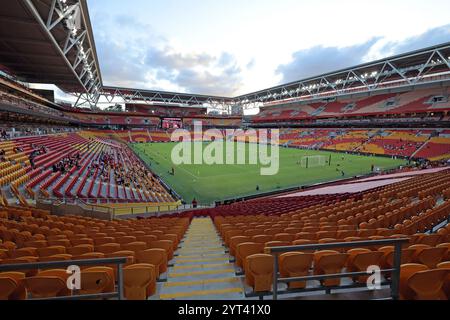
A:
[300,155,327,168]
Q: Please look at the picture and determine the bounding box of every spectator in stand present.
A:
[29,154,35,169]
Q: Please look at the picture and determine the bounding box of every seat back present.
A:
[123,264,156,300]
[24,276,67,298]
[121,242,148,253]
[245,254,274,293]
[136,249,168,277]
[415,247,447,268]
[279,252,313,289]
[80,270,113,295]
[236,243,264,268]
[252,235,273,244]
[37,246,66,257]
[67,245,94,256]
[314,250,349,287]
[399,263,429,300]
[229,236,251,256]
[437,261,450,299]
[96,243,121,255]
[0,277,18,300]
[408,269,448,300]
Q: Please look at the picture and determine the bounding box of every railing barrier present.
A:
[0,257,127,300]
[265,238,409,300]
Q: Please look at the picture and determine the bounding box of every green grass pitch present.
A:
[131,142,407,204]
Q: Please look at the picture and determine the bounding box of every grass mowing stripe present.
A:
[132,142,407,204]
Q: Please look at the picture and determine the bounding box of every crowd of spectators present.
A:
[52,153,81,174]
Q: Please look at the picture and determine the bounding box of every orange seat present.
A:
[346,248,383,283]
[274,233,296,242]
[82,266,115,293]
[357,229,377,238]
[318,238,338,244]
[399,263,429,300]
[24,269,70,298]
[135,235,158,246]
[378,246,416,271]
[2,256,39,277]
[47,239,71,247]
[121,241,148,254]
[244,254,274,293]
[75,252,105,260]
[252,235,273,244]
[24,240,47,248]
[37,246,66,258]
[136,249,168,278]
[436,243,450,261]
[229,236,251,257]
[80,268,115,296]
[317,231,337,239]
[295,232,316,241]
[123,264,157,300]
[417,234,441,247]
[411,245,447,268]
[107,251,135,266]
[264,241,291,249]
[437,261,450,299]
[39,254,73,263]
[70,238,94,246]
[279,252,313,289]
[67,245,94,256]
[224,230,243,246]
[10,247,38,258]
[235,242,264,269]
[292,239,315,253]
[0,272,26,300]
[159,234,179,250]
[94,237,116,246]
[0,249,8,259]
[115,236,137,245]
[408,269,448,300]
[314,250,348,287]
[148,240,174,261]
[96,243,122,255]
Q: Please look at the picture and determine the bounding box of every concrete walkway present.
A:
[155,217,245,300]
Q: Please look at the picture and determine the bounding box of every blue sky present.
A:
[84,0,450,97]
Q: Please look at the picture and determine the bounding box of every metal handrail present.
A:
[266,238,410,300]
[0,257,127,300]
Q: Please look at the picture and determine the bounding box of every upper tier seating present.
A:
[1,132,176,205]
[252,88,450,123]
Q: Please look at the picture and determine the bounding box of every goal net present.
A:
[300,155,327,168]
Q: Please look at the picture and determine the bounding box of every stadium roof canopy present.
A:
[0,0,102,104]
[0,1,449,110]
[101,86,234,106]
[234,42,450,107]
[97,42,450,109]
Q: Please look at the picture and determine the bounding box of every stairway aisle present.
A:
[156,217,245,300]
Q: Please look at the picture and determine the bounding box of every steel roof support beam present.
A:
[24,0,102,108]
